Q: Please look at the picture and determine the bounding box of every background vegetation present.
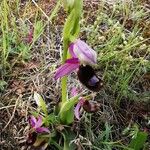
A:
[0,0,149,149]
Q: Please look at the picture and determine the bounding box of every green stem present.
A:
[61,38,69,103]
[61,76,67,103]
[62,38,69,63]
[61,9,75,104]
[61,0,83,104]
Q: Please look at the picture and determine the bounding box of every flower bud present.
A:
[62,0,75,12]
[83,101,100,113]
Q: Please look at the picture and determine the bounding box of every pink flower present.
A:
[26,28,33,44]
[29,116,50,133]
[74,98,85,120]
[54,39,97,80]
[71,88,100,120]
[75,99,101,120]
[71,87,85,120]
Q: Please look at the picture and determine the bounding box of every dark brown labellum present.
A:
[77,65,103,92]
[83,101,100,113]
[26,132,37,145]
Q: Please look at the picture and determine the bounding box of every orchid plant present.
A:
[54,0,102,125]
[27,0,102,149]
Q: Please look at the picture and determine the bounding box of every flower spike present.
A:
[54,39,97,80]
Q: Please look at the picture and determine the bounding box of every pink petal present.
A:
[74,98,85,120]
[73,39,97,65]
[36,127,50,133]
[29,116,37,127]
[35,116,43,128]
[69,43,77,58]
[54,61,80,80]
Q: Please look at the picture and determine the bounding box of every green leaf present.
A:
[63,9,76,39]
[62,0,83,38]
[0,80,7,91]
[70,0,82,36]
[33,20,43,40]
[129,131,148,150]
[34,92,48,115]
[44,113,59,126]
[60,106,74,125]
[59,94,80,124]
[61,129,76,150]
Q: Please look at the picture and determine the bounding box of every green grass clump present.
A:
[0,0,29,77]
[82,0,150,104]
[0,0,60,88]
